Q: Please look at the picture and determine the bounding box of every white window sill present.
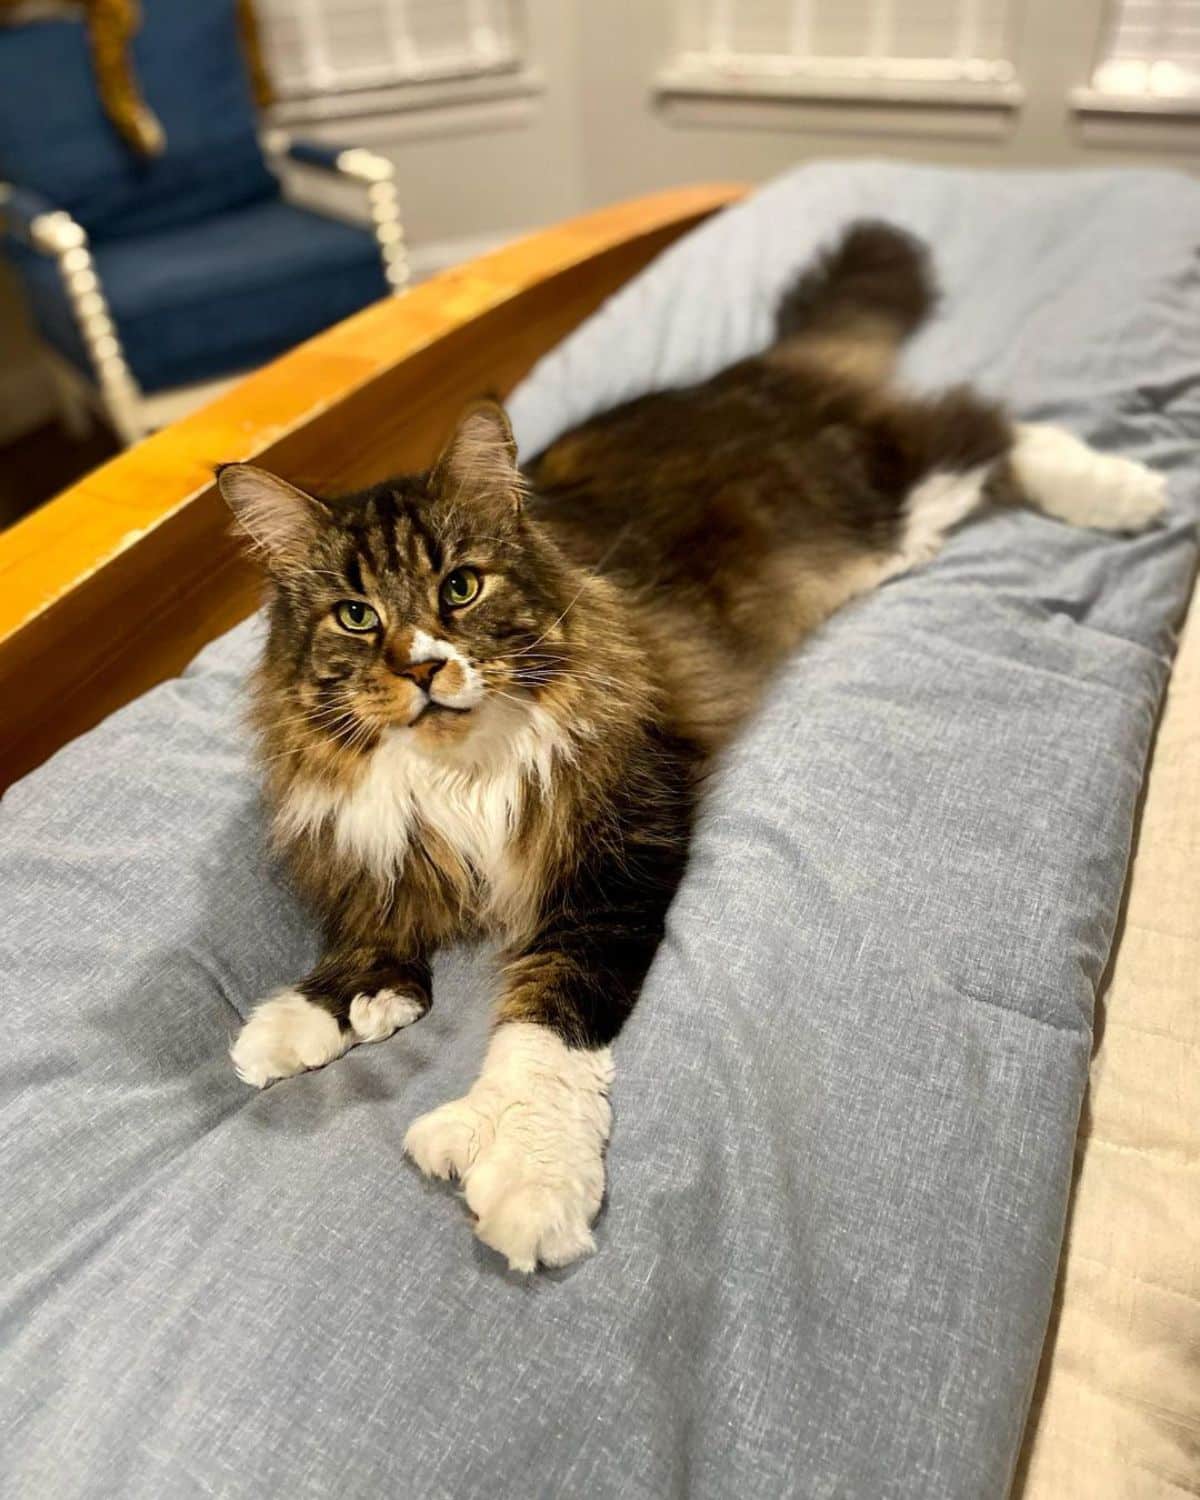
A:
[1069,87,1200,153]
[655,61,1023,111]
[269,66,544,133]
[1070,86,1200,118]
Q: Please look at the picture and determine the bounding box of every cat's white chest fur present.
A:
[278,700,565,919]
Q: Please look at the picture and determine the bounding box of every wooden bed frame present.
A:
[0,184,746,790]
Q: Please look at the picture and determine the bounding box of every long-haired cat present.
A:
[218,223,1164,1272]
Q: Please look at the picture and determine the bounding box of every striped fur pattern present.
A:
[218,221,1165,1270]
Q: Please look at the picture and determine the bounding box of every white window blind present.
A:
[671,0,1016,87]
[257,0,522,99]
[1091,0,1200,99]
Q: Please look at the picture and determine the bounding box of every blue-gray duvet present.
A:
[2,162,1198,1498]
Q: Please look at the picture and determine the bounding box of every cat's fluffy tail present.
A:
[773,221,937,379]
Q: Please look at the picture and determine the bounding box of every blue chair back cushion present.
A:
[0,1,277,239]
[13,199,388,391]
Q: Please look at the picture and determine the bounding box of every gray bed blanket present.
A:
[2,163,1198,1499]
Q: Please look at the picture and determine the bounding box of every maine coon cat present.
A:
[218,223,1164,1272]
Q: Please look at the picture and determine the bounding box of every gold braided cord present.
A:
[237,0,273,108]
[86,0,164,156]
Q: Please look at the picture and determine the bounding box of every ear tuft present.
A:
[432,400,524,512]
[216,463,328,573]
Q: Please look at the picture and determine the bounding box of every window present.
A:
[661,0,1020,103]
[257,0,522,100]
[1088,0,1200,101]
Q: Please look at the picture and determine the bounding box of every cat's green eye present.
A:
[334,599,380,633]
[441,567,482,609]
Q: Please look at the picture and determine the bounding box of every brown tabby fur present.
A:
[220,222,1017,1051]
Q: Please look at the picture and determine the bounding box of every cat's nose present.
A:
[394,658,443,691]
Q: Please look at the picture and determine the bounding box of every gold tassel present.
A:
[87,0,165,157]
[237,0,274,109]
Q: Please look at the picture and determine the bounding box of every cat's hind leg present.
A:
[231,949,430,1088]
[880,406,1165,587]
[1011,422,1166,533]
[884,463,995,579]
[877,386,1012,581]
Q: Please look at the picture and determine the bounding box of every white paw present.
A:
[230,991,348,1088]
[1081,452,1167,532]
[464,1133,605,1272]
[1013,423,1167,533]
[404,1024,613,1273]
[348,988,425,1043]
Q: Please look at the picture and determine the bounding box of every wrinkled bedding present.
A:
[2,162,1199,1499]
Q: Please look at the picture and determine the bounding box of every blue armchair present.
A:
[0,2,407,445]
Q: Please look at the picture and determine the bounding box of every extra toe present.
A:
[404,1099,493,1180]
[349,988,425,1043]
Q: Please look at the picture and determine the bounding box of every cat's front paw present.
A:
[231,991,348,1088]
[231,986,425,1087]
[467,1132,605,1272]
[405,1097,605,1272]
[403,1023,614,1273]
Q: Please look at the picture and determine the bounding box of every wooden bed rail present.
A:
[0,184,746,790]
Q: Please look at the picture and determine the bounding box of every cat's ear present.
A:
[432,400,524,513]
[216,463,330,573]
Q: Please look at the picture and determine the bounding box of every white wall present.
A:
[276,0,585,261]
[368,0,584,250]
[577,0,1199,209]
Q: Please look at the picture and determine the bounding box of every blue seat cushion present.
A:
[14,198,388,392]
[0,2,277,238]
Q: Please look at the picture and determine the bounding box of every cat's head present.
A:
[218,402,578,761]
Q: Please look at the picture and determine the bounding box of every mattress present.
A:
[2,162,1199,1498]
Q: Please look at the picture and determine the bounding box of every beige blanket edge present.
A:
[1013,587,1200,1499]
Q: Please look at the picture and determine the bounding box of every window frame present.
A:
[1072,0,1200,117]
[255,0,538,124]
[656,0,1025,111]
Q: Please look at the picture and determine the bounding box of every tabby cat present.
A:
[218,223,1164,1272]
